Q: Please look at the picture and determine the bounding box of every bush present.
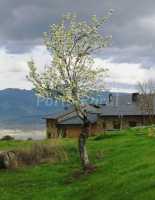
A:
[27,138,32,141]
[148,128,155,137]
[16,143,68,167]
[0,142,68,170]
[1,135,14,141]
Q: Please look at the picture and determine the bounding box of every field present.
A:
[1,127,155,200]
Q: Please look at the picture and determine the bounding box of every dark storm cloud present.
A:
[0,0,155,67]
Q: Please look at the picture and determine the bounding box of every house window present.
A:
[132,93,139,102]
[113,120,121,129]
[129,121,137,127]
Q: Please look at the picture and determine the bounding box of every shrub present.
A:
[1,135,14,141]
[16,143,68,166]
[27,137,32,141]
[148,128,155,137]
[0,142,68,170]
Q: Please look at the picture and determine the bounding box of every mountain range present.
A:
[0,89,67,130]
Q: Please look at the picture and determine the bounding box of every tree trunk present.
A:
[78,117,90,170]
[74,104,92,171]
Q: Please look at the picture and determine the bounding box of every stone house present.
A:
[44,93,155,138]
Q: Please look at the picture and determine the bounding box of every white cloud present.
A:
[139,15,155,33]
[0,46,154,92]
[0,46,50,89]
[94,58,155,92]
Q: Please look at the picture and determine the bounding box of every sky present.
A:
[0,0,154,92]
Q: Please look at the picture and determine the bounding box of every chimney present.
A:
[115,93,119,106]
[108,93,113,104]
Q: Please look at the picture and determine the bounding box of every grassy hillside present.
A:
[1,128,155,200]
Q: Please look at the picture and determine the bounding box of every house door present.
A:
[129,121,137,127]
[58,128,67,138]
[113,120,121,129]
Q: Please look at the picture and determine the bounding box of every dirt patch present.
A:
[65,164,97,184]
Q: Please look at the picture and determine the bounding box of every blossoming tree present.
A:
[28,13,111,170]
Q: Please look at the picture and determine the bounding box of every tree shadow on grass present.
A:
[94,132,125,141]
[64,164,97,184]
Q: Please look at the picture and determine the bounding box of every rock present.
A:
[0,151,18,169]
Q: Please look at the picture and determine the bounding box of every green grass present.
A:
[1,127,155,199]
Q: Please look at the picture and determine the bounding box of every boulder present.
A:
[0,151,18,169]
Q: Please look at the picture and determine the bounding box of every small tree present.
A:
[137,80,155,124]
[28,13,111,170]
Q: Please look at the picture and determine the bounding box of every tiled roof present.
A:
[58,113,98,125]
[100,104,144,116]
[44,104,100,120]
[100,93,154,116]
[43,106,74,119]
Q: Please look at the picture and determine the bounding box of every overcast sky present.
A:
[0,0,154,92]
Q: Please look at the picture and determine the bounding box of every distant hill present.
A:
[0,89,67,130]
